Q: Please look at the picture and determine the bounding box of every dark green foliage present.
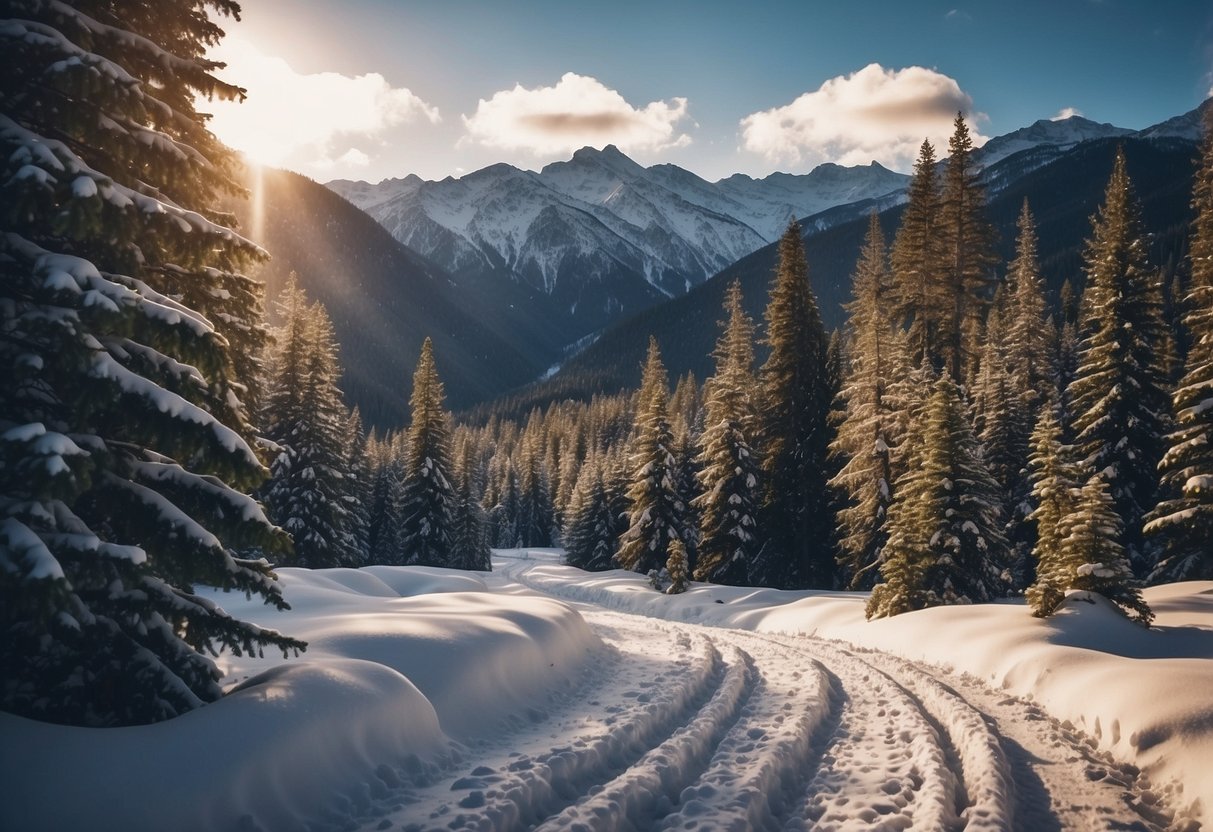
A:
[1146,109,1213,581]
[1067,149,1171,577]
[867,376,1009,619]
[0,0,304,726]
[563,458,618,572]
[451,435,491,571]
[617,339,690,575]
[693,281,762,586]
[754,223,837,589]
[397,338,456,566]
[666,538,689,595]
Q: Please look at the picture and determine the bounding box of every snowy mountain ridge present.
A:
[326,148,909,309]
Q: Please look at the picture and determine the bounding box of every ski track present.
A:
[353,568,1177,832]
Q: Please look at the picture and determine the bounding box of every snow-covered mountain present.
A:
[327,148,910,315]
[974,115,1134,168]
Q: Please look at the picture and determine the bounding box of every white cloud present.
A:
[462,72,692,155]
[205,38,439,170]
[1051,106,1084,121]
[739,63,986,171]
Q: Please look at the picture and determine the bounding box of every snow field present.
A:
[505,553,1210,827]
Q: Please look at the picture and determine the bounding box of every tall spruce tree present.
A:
[341,408,372,565]
[451,434,491,571]
[1067,149,1171,577]
[693,281,763,586]
[939,113,997,382]
[397,338,456,567]
[891,140,945,369]
[1005,201,1053,417]
[1026,403,1082,616]
[0,0,304,725]
[617,339,689,575]
[830,214,899,589]
[261,287,356,567]
[755,222,837,589]
[867,376,1008,619]
[564,457,618,572]
[1145,109,1213,581]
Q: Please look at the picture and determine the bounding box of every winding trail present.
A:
[358,553,1173,832]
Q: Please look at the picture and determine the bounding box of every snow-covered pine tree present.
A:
[617,338,690,575]
[693,280,762,586]
[341,408,372,564]
[939,113,998,383]
[563,457,618,571]
[517,434,554,547]
[1067,148,1171,577]
[755,222,837,589]
[666,538,689,595]
[0,0,304,725]
[261,284,356,567]
[397,338,456,567]
[830,213,899,589]
[891,139,945,369]
[451,434,491,571]
[367,431,406,563]
[1145,108,1213,581]
[867,375,1008,619]
[489,461,522,549]
[1025,403,1082,616]
[671,413,701,574]
[1004,201,1053,418]
[1057,475,1153,625]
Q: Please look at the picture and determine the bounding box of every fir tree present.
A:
[0,0,304,725]
[397,339,456,567]
[261,287,356,567]
[341,408,372,565]
[617,339,689,575]
[693,281,763,586]
[1145,109,1213,581]
[666,538,689,595]
[830,214,899,589]
[367,432,406,563]
[451,435,491,571]
[517,436,554,547]
[1067,149,1171,576]
[1025,404,1083,617]
[1056,475,1153,625]
[1004,201,1053,417]
[489,462,522,549]
[563,458,618,572]
[868,376,1008,619]
[755,222,837,589]
[939,113,997,382]
[891,140,945,368]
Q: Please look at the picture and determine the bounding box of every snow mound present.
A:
[1,565,603,832]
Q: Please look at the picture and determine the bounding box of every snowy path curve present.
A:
[357,556,1174,832]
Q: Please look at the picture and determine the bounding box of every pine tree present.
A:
[671,413,702,573]
[666,538,689,595]
[868,376,1008,619]
[754,222,837,589]
[1145,109,1213,581]
[341,408,372,564]
[694,281,763,585]
[1056,475,1153,625]
[367,432,406,563]
[489,462,522,549]
[564,457,618,571]
[1004,201,1053,417]
[1067,148,1171,576]
[517,436,554,547]
[397,338,456,567]
[261,288,356,567]
[1025,403,1082,616]
[939,113,997,382]
[451,435,491,571]
[831,214,899,589]
[0,0,304,725]
[891,140,945,368]
[617,339,689,575]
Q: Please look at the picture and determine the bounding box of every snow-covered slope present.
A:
[327,148,909,310]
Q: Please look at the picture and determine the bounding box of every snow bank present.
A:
[0,565,603,832]
[509,553,1213,824]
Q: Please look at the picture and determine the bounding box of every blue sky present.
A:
[206,0,1213,182]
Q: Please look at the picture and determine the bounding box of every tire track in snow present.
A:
[378,623,728,831]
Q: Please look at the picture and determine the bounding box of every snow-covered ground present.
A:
[2,550,1210,831]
